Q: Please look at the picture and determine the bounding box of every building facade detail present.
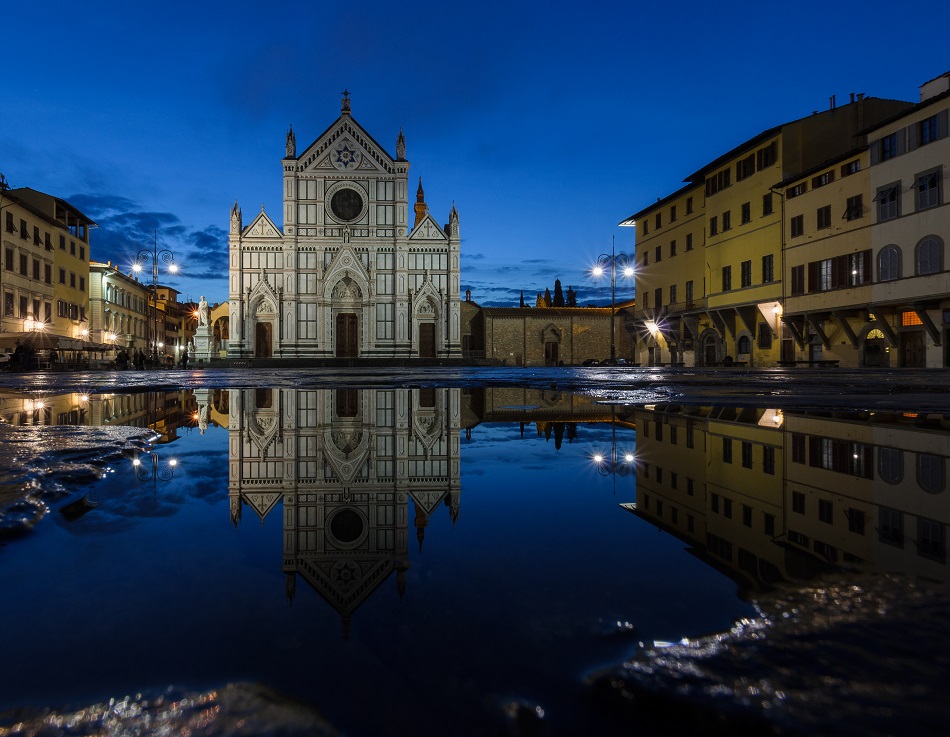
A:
[228,95,461,359]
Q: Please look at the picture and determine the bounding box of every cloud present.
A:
[461,252,485,261]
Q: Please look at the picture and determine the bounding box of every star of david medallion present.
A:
[332,142,361,170]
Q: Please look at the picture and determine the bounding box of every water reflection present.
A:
[628,404,950,590]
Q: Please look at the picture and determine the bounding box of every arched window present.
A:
[879,447,903,484]
[878,245,902,281]
[915,236,943,276]
[737,335,751,354]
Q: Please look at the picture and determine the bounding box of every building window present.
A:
[792,433,806,463]
[685,233,693,251]
[685,280,694,305]
[915,168,941,211]
[19,254,27,275]
[841,160,860,177]
[917,113,946,147]
[846,194,863,221]
[655,246,662,263]
[790,214,804,237]
[655,213,662,230]
[742,505,753,527]
[670,239,676,257]
[722,437,732,463]
[764,513,775,536]
[757,141,777,170]
[738,335,751,354]
[737,153,755,181]
[847,508,865,535]
[721,265,732,292]
[642,221,648,236]
[740,260,752,288]
[686,478,694,496]
[762,193,774,216]
[918,517,946,562]
[878,245,902,282]
[762,254,774,283]
[812,171,834,189]
[818,499,833,524]
[705,168,731,196]
[876,183,900,221]
[711,493,719,513]
[818,258,832,290]
[791,265,805,294]
[709,216,718,235]
[670,204,677,222]
[742,441,753,468]
[686,196,693,214]
[880,132,900,161]
[792,490,805,514]
[741,202,751,224]
[723,498,733,519]
[915,236,943,276]
[642,251,648,267]
[879,507,903,547]
[917,453,946,494]
[763,446,775,474]
[722,210,731,231]
[787,182,806,199]
[669,284,677,305]
[817,205,832,230]
[878,447,903,484]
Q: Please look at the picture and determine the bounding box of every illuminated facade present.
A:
[622,94,913,367]
[227,387,461,633]
[227,94,461,360]
[1,187,95,341]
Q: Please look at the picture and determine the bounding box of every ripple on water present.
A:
[0,683,339,736]
[588,573,950,737]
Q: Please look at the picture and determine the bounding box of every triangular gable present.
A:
[408,212,447,242]
[409,489,448,518]
[242,210,283,239]
[240,491,282,521]
[295,556,395,618]
[297,115,396,174]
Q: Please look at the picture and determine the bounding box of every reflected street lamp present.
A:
[592,235,633,360]
[133,233,177,366]
[592,407,635,495]
[132,451,178,500]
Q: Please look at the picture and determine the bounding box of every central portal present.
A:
[336,313,359,357]
[419,324,436,358]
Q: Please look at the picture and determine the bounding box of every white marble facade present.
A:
[227,93,461,359]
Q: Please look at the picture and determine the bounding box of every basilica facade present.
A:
[227,94,461,359]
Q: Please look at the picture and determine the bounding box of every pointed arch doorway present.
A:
[336,313,359,357]
[255,323,272,358]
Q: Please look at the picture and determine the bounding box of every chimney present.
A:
[829,95,836,110]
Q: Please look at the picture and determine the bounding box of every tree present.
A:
[565,285,577,307]
[553,279,564,307]
[543,288,552,307]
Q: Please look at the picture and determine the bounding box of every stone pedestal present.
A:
[194,325,213,363]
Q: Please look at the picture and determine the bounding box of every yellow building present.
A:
[89,261,151,352]
[1,185,94,343]
[866,72,950,367]
[781,149,873,366]
[623,95,911,367]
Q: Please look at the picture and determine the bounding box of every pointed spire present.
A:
[285,124,296,158]
[413,177,428,228]
[447,201,460,238]
[230,200,243,235]
[396,129,406,160]
[341,88,351,115]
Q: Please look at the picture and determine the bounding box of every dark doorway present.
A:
[255,323,272,358]
[900,331,925,367]
[419,323,436,358]
[781,339,795,363]
[336,313,358,357]
[544,341,559,366]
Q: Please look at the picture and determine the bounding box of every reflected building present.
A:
[627,405,950,592]
[228,387,460,634]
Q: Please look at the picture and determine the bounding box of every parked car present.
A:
[0,350,12,369]
[581,358,600,366]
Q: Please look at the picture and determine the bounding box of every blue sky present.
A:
[3,1,949,305]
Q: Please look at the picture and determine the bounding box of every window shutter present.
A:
[870,140,880,165]
[808,261,819,292]
[908,122,919,151]
[863,249,872,280]
[939,109,949,140]
[896,128,906,156]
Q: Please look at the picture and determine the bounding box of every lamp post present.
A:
[592,407,635,495]
[132,234,177,366]
[132,451,178,501]
[592,235,633,361]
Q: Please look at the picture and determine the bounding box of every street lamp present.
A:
[592,407,635,495]
[133,234,177,366]
[132,451,179,500]
[592,235,633,361]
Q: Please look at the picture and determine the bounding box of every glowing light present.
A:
[169,264,179,274]
[624,453,634,463]
[133,458,141,467]
[592,266,604,277]
[593,454,604,464]
[623,266,634,277]
[132,263,142,273]
[645,320,659,336]
[169,459,178,467]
